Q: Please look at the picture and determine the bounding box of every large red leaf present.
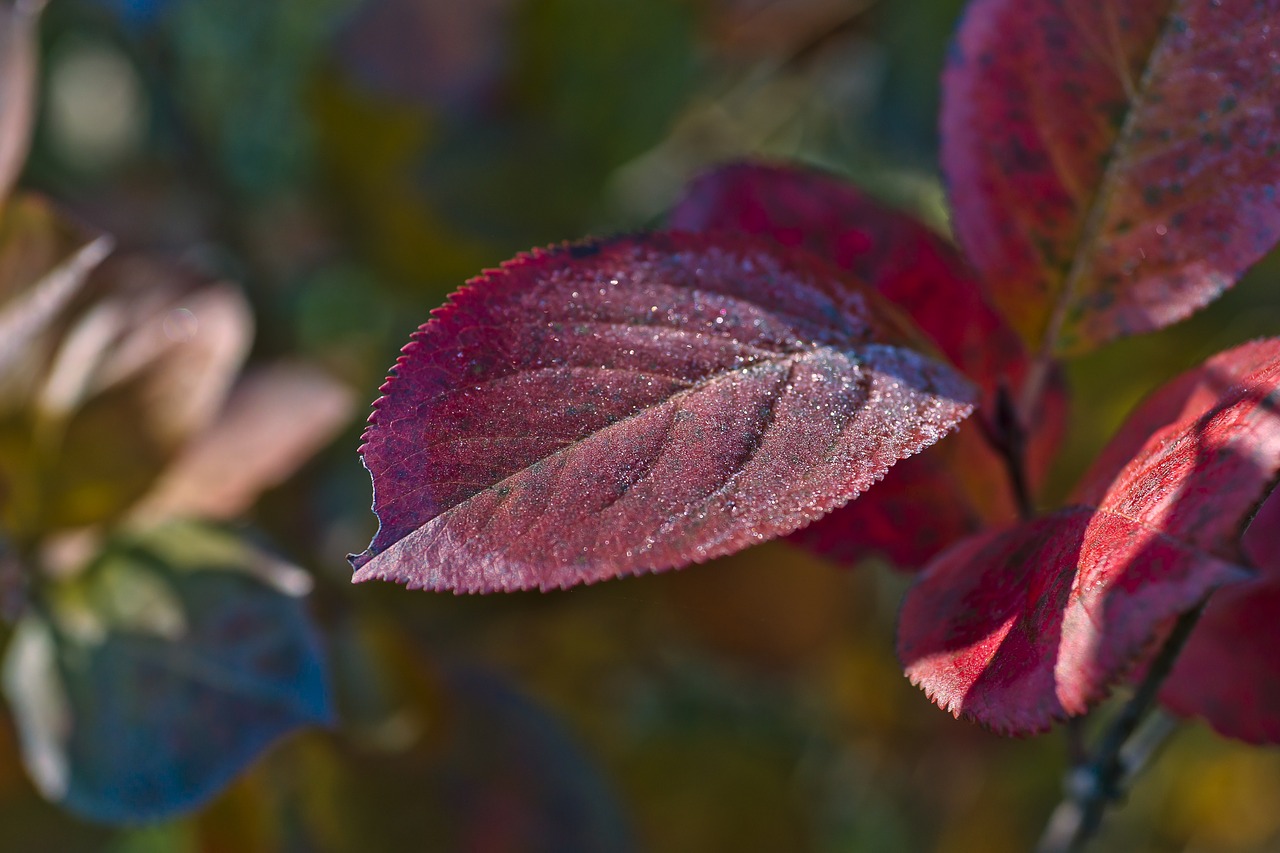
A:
[669,162,1067,567]
[900,340,1280,732]
[944,0,1280,354]
[350,232,976,592]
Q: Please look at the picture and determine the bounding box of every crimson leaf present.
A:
[899,339,1280,733]
[350,232,975,592]
[944,0,1280,354]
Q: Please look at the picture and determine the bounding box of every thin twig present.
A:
[1036,603,1206,853]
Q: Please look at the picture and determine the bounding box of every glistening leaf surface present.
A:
[944,0,1280,354]
[900,340,1280,732]
[351,233,976,592]
[670,162,1067,567]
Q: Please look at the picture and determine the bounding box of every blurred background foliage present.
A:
[0,0,1278,850]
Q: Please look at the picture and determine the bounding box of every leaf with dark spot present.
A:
[351,232,976,592]
[944,0,1280,354]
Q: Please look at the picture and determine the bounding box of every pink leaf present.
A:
[670,162,1068,567]
[944,0,1280,354]
[350,232,976,592]
[900,339,1280,732]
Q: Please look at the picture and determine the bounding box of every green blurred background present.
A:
[5,0,1280,849]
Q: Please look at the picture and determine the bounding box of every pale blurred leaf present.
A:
[0,0,43,205]
[130,361,354,524]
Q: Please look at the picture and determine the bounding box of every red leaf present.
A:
[1080,339,1280,557]
[1161,484,1280,743]
[785,428,993,569]
[670,162,1068,567]
[901,339,1280,732]
[1077,338,1280,505]
[898,507,1249,734]
[944,0,1280,354]
[350,232,976,592]
[1075,338,1280,742]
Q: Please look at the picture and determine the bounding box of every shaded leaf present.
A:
[898,508,1248,734]
[943,0,1280,354]
[670,162,1067,567]
[787,425,997,568]
[1076,338,1280,505]
[129,361,355,524]
[900,339,1280,732]
[0,525,331,822]
[1076,338,1280,742]
[0,0,42,205]
[1160,483,1280,743]
[351,232,975,592]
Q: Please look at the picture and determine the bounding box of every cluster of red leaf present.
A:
[354,0,1280,744]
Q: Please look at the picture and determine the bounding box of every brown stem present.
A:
[1035,602,1206,853]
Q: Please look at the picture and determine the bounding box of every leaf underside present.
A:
[351,232,976,592]
[944,0,1280,354]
